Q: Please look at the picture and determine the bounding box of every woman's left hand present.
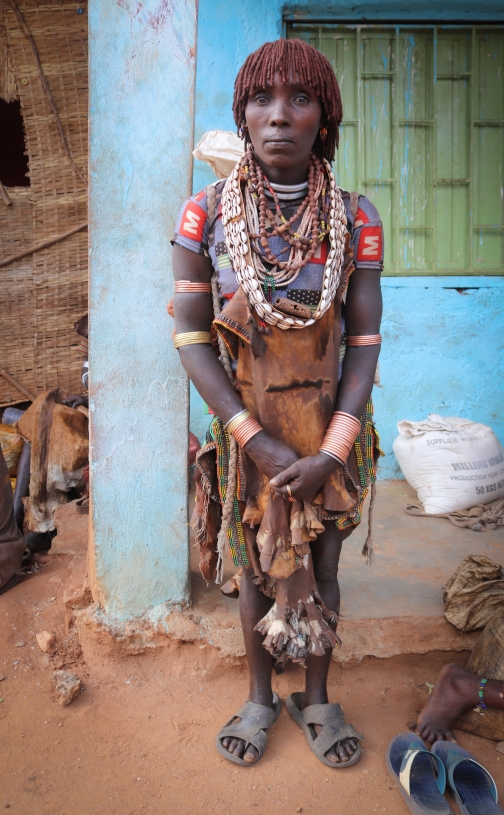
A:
[269,452,338,504]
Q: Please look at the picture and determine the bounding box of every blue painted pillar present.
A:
[88,0,197,619]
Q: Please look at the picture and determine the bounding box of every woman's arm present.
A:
[172,243,299,479]
[172,244,243,423]
[335,267,382,418]
[270,268,382,501]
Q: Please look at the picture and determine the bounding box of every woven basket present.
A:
[0,0,88,406]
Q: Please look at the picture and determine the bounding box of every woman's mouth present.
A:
[265,136,295,149]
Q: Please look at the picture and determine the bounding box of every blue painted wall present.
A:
[190,0,504,479]
[88,0,197,619]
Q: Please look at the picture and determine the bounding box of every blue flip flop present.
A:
[432,741,503,815]
[386,732,452,815]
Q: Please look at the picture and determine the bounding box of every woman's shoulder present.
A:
[340,189,384,269]
[340,189,382,228]
[171,180,226,254]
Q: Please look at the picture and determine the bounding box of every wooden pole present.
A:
[0,367,37,402]
[0,222,88,268]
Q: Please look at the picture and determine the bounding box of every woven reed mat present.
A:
[0,0,88,405]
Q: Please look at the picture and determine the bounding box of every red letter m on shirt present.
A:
[179,201,206,242]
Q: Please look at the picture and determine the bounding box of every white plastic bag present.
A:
[393,414,504,514]
[192,130,244,179]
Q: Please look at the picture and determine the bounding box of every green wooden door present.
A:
[288,25,504,275]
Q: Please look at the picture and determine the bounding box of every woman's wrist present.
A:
[319,449,344,468]
[242,428,268,453]
[320,411,361,463]
[225,410,263,448]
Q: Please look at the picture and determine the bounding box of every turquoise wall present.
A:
[190,0,504,479]
[89,0,197,619]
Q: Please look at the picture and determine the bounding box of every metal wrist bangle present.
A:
[320,448,344,465]
[224,408,249,432]
[320,449,345,466]
[233,416,262,448]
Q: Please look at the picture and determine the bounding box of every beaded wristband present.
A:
[225,409,251,434]
[175,280,212,293]
[478,677,488,711]
[320,411,361,463]
[346,334,382,346]
[232,416,263,448]
[173,331,212,349]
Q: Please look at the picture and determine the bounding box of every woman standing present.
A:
[171,38,383,768]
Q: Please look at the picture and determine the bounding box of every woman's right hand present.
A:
[243,430,299,481]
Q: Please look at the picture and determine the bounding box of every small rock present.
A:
[48,596,56,602]
[496,742,504,754]
[0,675,5,681]
[36,631,55,653]
[15,641,25,648]
[51,670,81,706]
[296,809,303,813]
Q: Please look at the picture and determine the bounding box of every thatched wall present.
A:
[0,0,88,405]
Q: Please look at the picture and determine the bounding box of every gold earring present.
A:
[319,128,328,141]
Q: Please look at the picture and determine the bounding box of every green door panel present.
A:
[288,24,504,275]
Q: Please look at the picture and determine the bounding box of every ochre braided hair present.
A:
[232,38,343,163]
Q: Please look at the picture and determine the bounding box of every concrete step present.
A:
[181,480,503,662]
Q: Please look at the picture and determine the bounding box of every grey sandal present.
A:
[286,692,363,768]
[216,692,282,767]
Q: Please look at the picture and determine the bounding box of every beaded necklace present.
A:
[221,148,347,330]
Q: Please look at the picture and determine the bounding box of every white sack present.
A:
[393,414,504,514]
[192,130,244,179]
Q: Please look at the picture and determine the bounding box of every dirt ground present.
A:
[1,531,504,815]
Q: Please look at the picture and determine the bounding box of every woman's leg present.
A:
[303,523,358,763]
[221,566,275,763]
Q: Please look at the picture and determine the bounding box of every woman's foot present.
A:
[416,664,480,744]
[220,694,276,765]
[221,724,259,764]
[302,694,358,764]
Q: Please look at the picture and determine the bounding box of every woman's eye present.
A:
[295,95,309,103]
[256,95,268,104]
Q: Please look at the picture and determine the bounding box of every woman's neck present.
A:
[254,155,311,185]
[264,180,308,201]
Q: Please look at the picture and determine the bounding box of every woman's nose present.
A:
[269,99,290,127]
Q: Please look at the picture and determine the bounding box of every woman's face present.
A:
[244,72,322,184]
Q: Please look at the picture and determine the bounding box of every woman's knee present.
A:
[311,525,353,584]
[313,561,339,586]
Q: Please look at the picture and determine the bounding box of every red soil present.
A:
[1,509,503,815]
